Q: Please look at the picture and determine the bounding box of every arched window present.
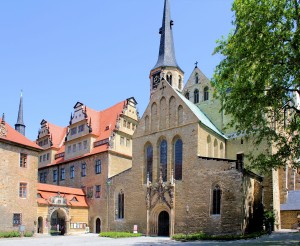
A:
[178,105,184,125]
[117,190,124,219]
[204,87,209,101]
[194,89,199,104]
[151,103,158,132]
[207,135,212,157]
[160,97,166,129]
[212,185,221,215]
[167,74,172,85]
[213,139,218,158]
[185,92,190,100]
[160,140,168,181]
[220,143,224,158]
[178,76,182,90]
[174,139,183,180]
[145,115,150,133]
[195,73,199,84]
[146,145,153,182]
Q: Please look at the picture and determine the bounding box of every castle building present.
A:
[36,98,138,233]
[0,94,42,233]
[105,0,264,236]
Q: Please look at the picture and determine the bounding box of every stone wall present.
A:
[281,210,300,229]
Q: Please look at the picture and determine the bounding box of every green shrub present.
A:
[99,231,142,238]
[0,231,21,238]
[172,231,266,241]
[24,231,33,237]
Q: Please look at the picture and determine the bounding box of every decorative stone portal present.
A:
[158,211,170,236]
[50,208,68,235]
[95,218,101,233]
[146,170,175,236]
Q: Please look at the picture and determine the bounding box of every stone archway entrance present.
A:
[158,211,169,236]
[38,217,43,233]
[95,218,101,233]
[50,209,67,235]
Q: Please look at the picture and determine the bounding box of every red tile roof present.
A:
[47,122,67,149]
[0,119,42,150]
[37,183,88,207]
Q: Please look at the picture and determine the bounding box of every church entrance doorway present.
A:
[50,209,66,235]
[158,211,169,236]
[37,217,43,233]
[95,218,101,233]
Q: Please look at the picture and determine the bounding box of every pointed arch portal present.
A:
[158,211,170,236]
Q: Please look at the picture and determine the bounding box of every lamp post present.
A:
[106,179,112,231]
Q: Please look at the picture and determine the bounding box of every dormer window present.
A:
[78,124,85,133]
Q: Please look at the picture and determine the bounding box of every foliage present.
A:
[212,0,300,172]
[24,231,34,237]
[0,231,21,238]
[264,210,276,223]
[172,231,266,241]
[99,231,142,238]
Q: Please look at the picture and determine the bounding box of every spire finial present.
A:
[15,90,26,135]
[1,113,5,124]
[195,61,198,68]
[153,0,180,70]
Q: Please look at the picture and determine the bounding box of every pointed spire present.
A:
[153,0,180,70]
[1,113,5,124]
[15,90,26,136]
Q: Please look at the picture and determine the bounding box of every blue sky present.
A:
[0,0,234,140]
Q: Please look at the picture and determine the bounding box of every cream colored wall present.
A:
[108,153,132,178]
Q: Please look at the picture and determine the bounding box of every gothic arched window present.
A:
[204,87,209,101]
[195,73,199,84]
[174,139,183,180]
[194,89,199,104]
[117,190,124,219]
[160,140,168,181]
[146,144,153,182]
[185,92,190,100]
[178,76,182,90]
[212,185,221,215]
[167,73,172,86]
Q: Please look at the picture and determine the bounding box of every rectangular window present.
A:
[95,160,101,174]
[72,144,76,153]
[87,186,93,198]
[78,124,84,133]
[126,139,130,147]
[13,213,21,227]
[81,163,86,177]
[43,138,48,145]
[39,156,42,162]
[120,137,125,146]
[20,153,27,168]
[19,183,27,198]
[71,127,77,135]
[70,166,75,179]
[127,122,131,129]
[60,168,65,180]
[39,173,43,183]
[53,170,58,182]
[67,146,71,154]
[83,140,88,150]
[123,119,126,127]
[43,154,46,161]
[78,142,82,151]
[95,185,101,198]
[44,172,47,183]
[46,153,50,161]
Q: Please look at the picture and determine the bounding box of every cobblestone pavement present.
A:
[0,232,299,246]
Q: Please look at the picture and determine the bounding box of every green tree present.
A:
[213,0,300,172]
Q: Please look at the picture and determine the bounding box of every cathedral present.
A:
[0,0,299,236]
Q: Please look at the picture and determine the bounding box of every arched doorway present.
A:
[95,218,101,233]
[38,217,43,233]
[158,211,169,236]
[50,209,66,235]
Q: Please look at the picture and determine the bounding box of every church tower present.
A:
[15,91,26,136]
[150,0,184,96]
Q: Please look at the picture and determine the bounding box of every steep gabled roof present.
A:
[47,122,67,149]
[0,119,42,150]
[174,90,227,139]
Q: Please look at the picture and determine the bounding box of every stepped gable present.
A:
[0,118,41,150]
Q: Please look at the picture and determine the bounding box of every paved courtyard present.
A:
[0,232,299,246]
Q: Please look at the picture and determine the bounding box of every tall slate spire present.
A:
[153,0,180,70]
[15,91,26,136]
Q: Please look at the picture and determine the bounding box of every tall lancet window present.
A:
[117,190,124,219]
[195,73,199,84]
[178,76,182,90]
[146,145,153,182]
[160,140,168,181]
[204,87,209,101]
[194,89,199,104]
[174,139,183,180]
[212,185,221,215]
[167,74,172,86]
